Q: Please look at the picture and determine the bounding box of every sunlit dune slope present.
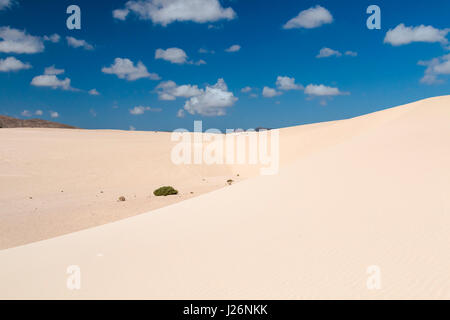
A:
[1,96,449,299]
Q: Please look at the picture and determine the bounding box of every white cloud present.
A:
[262,86,282,98]
[207,24,222,30]
[50,111,59,118]
[345,50,358,57]
[129,105,162,115]
[304,84,346,96]
[0,26,44,54]
[155,48,205,65]
[177,109,185,118]
[32,66,75,91]
[113,8,130,20]
[384,24,449,46]
[44,65,64,75]
[129,106,149,115]
[283,5,333,29]
[198,48,215,54]
[156,80,202,100]
[241,86,252,93]
[102,58,160,81]
[0,56,31,72]
[418,54,450,84]
[66,36,94,50]
[43,34,60,43]
[129,125,136,131]
[316,47,342,58]
[225,44,240,52]
[276,76,303,90]
[22,109,45,117]
[31,74,73,91]
[195,59,206,65]
[113,0,236,26]
[0,0,15,10]
[89,89,100,96]
[21,110,32,117]
[183,78,237,116]
[155,47,188,64]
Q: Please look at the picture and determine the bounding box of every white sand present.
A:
[0,129,249,249]
[1,96,449,299]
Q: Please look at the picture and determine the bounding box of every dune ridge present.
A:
[0,96,449,299]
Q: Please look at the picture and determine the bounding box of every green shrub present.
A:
[153,186,178,196]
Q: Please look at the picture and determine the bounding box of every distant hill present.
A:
[0,115,77,129]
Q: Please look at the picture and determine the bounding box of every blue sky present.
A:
[1,0,449,131]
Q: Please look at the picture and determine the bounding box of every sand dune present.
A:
[1,96,449,299]
[0,129,250,249]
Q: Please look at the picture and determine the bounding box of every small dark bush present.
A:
[118,196,126,202]
[153,186,178,196]
[227,179,234,185]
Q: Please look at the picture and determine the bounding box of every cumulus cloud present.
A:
[155,47,204,65]
[22,109,45,117]
[261,76,302,98]
[241,86,252,93]
[316,48,357,58]
[102,58,160,81]
[113,0,236,26]
[418,54,450,84]
[50,111,59,118]
[66,36,94,50]
[155,47,188,64]
[31,66,76,91]
[316,47,342,58]
[44,65,64,75]
[283,5,333,29]
[194,59,206,65]
[207,24,222,30]
[0,56,31,72]
[113,8,130,20]
[89,89,100,96]
[304,84,347,96]
[198,48,215,54]
[129,105,162,115]
[0,26,44,54]
[183,78,237,116]
[43,34,60,43]
[0,0,16,10]
[225,44,240,52]
[276,76,303,90]
[384,24,449,46]
[262,86,282,98]
[156,80,202,100]
[177,109,185,118]
[21,110,32,117]
[31,74,73,90]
